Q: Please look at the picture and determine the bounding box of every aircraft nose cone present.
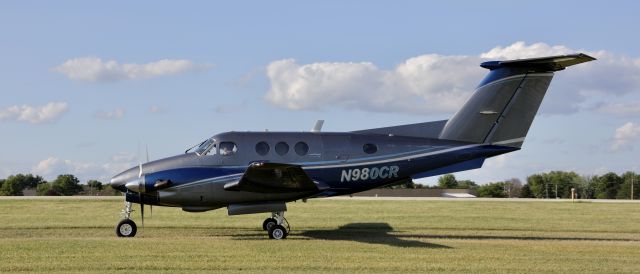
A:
[110,174,127,192]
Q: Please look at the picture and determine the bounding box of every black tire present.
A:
[115,219,137,237]
[268,224,287,240]
[262,218,277,231]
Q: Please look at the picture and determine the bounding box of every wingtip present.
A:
[577,53,597,61]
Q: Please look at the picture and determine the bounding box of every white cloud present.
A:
[265,41,640,115]
[611,122,640,151]
[53,57,210,83]
[94,107,125,120]
[32,152,137,182]
[32,157,101,181]
[265,56,481,114]
[479,41,574,59]
[0,102,69,124]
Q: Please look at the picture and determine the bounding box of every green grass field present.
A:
[1,197,639,273]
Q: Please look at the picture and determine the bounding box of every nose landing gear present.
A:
[115,201,137,237]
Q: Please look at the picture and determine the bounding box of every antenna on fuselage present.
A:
[311,120,324,132]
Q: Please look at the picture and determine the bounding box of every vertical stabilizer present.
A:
[438,53,595,148]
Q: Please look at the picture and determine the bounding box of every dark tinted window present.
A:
[363,143,377,154]
[275,142,289,156]
[255,141,269,156]
[294,142,309,156]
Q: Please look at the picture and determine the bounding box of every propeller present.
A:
[124,144,156,228]
[146,145,152,218]
[138,145,155,226]
[123,144,151,229]
[138,162,145,228]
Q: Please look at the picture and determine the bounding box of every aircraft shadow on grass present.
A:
[230,223,638,245]
[299,223,450,248]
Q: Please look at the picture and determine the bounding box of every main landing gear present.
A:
[262,211,289,239]
[115,201,137,237]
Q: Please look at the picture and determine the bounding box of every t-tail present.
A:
[438,53,595,148]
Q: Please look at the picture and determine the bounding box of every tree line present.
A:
[435,171,639,199]
[0,174,111,196]
[1,171,639,199]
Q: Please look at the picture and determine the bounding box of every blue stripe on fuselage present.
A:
[145,167,245,189]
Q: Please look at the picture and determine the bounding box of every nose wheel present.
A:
[264,211,288,239]
[116,201,138,237]
[116,219,137,237]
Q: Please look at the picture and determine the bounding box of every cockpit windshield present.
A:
[193,138,216,156]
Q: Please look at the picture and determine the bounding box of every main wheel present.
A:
[262,218,277,231]
[268,224,287,239]
[115,219,137,237]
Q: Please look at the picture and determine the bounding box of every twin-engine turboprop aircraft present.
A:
[110,53,595,239]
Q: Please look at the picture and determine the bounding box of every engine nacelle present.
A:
[124,177,146,193]
[124,174,172,193]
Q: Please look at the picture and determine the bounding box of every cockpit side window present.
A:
[206,144,217,155]
[219,142,237,156]
[195,138,216,156]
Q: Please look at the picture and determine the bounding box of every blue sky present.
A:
[1,1,639,185]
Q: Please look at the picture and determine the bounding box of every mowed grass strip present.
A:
[0,198,639,273]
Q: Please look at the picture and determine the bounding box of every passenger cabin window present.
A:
[219,142,237,156]
[294,142,309,156]
[255,141,270,156]
[275,142,289,156]
[363,143,377,154]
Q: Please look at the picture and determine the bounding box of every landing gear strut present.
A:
[264,211,288,239]
[115,201,137,237]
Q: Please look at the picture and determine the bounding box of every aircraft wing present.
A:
[223,163,319,193]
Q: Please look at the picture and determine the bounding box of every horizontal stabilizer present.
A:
[480,53,596,72]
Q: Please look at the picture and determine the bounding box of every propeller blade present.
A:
[150,205,153,218]
[140,195,144,228]
[138,163,144,228]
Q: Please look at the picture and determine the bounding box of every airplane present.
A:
[110,53,595,239]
